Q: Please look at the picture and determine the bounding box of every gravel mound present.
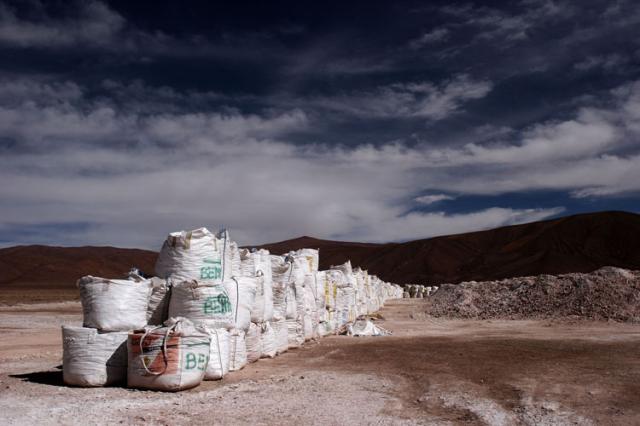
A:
[426,267,640,322]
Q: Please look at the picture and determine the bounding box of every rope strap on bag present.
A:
[213,328,224,378]
[231,276,240,325]
[139,321,179,376]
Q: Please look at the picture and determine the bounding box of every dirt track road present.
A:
[1,299,640,425]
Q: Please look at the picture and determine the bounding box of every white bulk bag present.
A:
[331,260,353,277]
[259,250,274,321]
[294,248,319,274]
[271,320,289,354]
[155,227,230,284]
[270,255,292,284]
[228,329,247,371]
[241,250,274,323]
[286,318,304,348]
[285,283,297,319]
[78,276,151,332]
[202,327,229,380]
[317,320,335,337]
[315,271,327,311]
[216,229,234,281]
[245,322,262,363]
[147,277,171,326]
[292,255,311,279]
[169,280,233,329]
[224,277,257,331]
[304,275,318,312]
[239,248,256,276]
[303,281,317,340]
[250,274,267,323]
[62,326,128,387]
[260,322,277,359]
[303,312,314,341]
[229,241,242,278]
[127,318,210,391]
[272,281,287,321]
[347,319,392,336]
[324,270,343,310]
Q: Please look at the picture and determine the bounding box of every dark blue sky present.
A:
[0,0,639,248]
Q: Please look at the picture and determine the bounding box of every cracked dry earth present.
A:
[1,299,639,425]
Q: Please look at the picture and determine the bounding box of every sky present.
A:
[0,0,639,249]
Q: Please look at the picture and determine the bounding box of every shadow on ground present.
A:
[10,365,63,386]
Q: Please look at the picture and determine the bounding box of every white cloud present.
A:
[415,194,455,205]
[311,74,492,120]
[0,1,124,48]
[0,76,638,248]
[409,28,450,49]
[352,207,566,243]
[574,54,629,72]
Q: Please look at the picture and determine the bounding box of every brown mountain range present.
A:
[1,211,639,294]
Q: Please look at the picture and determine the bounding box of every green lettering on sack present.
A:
[200,265,222,280]
[185,352,197,370]
[197,353,207,371]
[203,294,232,315]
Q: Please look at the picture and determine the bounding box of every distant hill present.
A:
[1,211,639,293]
[0,245,156,289]
[258,211,640,284]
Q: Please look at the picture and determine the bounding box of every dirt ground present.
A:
[1,299,639,425]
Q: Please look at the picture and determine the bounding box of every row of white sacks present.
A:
[63,227,404,391]
[403,284,439,298]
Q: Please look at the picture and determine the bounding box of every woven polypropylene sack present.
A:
[271,320,289,354]
[78,276,152,331]
[62,326,128,387]
[324,270,344,310]
[271,281,286,321]
[241,251,274,323]
[229,241,242,278]
[294,249,319,274]
[147,277,171,326]
[260,322,277,359]
[223,277,256,331]
[286,318,304,348]
[202,327,229,380]
[303,311,314,341]
[315,271,327,311]
[245,322,262,363]
[285,283,297,319]
[317,320,335,337]
[228,329,247,371]
[169,280,233,329]
[127,318,210,391]
[155,227,231,284]
[250,275,267,323]
[259,250,274,321]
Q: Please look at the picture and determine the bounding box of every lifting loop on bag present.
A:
[213,329,224,379]
[139,322,177,376]
[231,276,240,324]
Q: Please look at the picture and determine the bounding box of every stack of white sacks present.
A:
[62,227,403,391]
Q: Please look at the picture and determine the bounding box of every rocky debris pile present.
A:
[425,267,640,322]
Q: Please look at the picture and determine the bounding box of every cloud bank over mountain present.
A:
[0,0,638,248]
